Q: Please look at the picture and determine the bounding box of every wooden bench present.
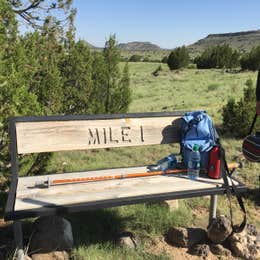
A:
[4,111,247,258]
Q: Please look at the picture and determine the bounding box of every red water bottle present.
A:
[208,146,221,179]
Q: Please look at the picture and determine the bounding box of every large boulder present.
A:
[29,216,73,254]
[166,227,207,248]
[207,216,232,244]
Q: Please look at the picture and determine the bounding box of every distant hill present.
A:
[81,40,163,52]
[188,30,260,55]
[81,40,100,49]
[117,41,161,51]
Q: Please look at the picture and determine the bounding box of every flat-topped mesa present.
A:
[188,29,260,54]
[206,30,260,38]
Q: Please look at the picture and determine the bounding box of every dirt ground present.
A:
[145,235,231,260]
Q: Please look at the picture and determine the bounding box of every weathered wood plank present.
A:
[16,116,182,154]
[15,166,238,212]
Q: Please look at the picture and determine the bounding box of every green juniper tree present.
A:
[240,45,260,71]
[60,40,93,114]
[167,46,190,70]
[222,79,256,137]
[0,0,42,177]
[91,52,107,114]
[112,62,131,113]
[195,44,240,69]
[0,0,74,178]
[103,35,131,113]
[27,20,64,114]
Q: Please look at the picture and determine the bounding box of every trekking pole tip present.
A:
[35,178,50,188]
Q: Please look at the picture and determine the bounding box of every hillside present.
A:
[77,30,260,60]
[188,29,260,55]
[117,41,161,51]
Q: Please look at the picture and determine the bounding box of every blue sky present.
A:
[74,0,260,49]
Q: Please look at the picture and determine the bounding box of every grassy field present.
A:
[3,63,260,259]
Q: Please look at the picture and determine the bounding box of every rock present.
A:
[166,227,189,247]
[31,251,69,260]
[227,229,260,259]
[25,255,32,260]
[189,244,210,257]
[116,231,137,249]
[187,228,208,248]
[228,231,248,259]
[207,215,232,243]
[210,244,232,257]
[164,200,179,211]
[166,227,207,248]
[166,227,188,247]
[29,216,73,254]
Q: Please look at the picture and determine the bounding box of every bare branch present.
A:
[12,0,42,14]
[18,12,42,29]
[8,0,74,30]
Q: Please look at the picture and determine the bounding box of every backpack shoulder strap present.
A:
[219,145,247,233]
[249,113,258,135]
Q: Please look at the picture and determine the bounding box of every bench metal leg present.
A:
[14,221,24,260]
[209,195,218,224]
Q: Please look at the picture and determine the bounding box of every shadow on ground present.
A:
[246,188,260,207]
[0,221,14,259]
[66,209,132,247]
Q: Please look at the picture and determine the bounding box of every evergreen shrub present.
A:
[222,79,257,137]
[167,46,190,70]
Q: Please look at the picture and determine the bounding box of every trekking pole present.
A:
[34,162,240,188]
[35,168,188,188]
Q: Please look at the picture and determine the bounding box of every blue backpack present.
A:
[181,111,216,169]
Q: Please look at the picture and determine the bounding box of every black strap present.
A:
[249,113,257,135]
[219,146,247,233]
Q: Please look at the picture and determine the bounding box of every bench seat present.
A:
[8,166,247,220]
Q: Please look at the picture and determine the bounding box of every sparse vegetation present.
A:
[207,83,220,91]
[129,54,143,62]
[152,65,162,76]
[161,56,168,63]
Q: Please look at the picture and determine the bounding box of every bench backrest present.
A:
[12,112,184,155]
